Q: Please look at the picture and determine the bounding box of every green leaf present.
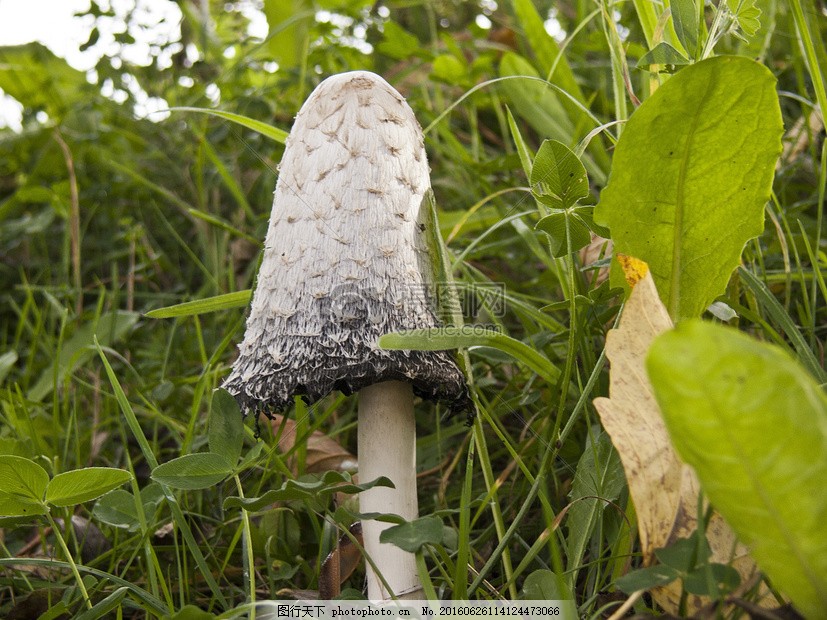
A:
[378,327,560,385]
[92,489,141,530]
[615,565,679,594]
[379,515,444,553]
[151,453,233,490]
[145,290,252,319]
[727,0,762,36]
[432,55,467,85]
[0,455,49,515]
[376,21,422,60]
[530,140,589,210]
[521,570,572,600]
[92,483,163,531]
[671,0,699,58]
[647,320,827,618]
[45,467,132,507]
[0,43,89,118]
[683,563,741,598]
[209,389,245,466]
[565,432,625,588]
[654,534,710,573]
[223,472,393,512]
[261,0,314,69]
[169,107,287,143]
[28,311,140,402]
[536,212,592,258]
[636,42,691,71]
[163,605,217,620]
[595,56,783,320]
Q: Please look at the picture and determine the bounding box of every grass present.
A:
[0,0,825,618]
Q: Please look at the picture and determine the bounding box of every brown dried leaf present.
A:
[319,522,363,599]
[593,255,763,614]
[271,415,357,475]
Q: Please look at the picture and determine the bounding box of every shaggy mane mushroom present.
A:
[223,71,472,601]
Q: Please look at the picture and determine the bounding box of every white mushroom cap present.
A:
[223,71,471,416]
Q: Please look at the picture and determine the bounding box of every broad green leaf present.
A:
[684,563,741,598]
[145,290,251,319]
[209,389,245,466]
[432,55,467,85]
[0,455,49,515]
[536,212,592,257]
[565,432,625,589]
[261,0,313,69]
[595,56,783,321]
[45,467,132,507]
[636,42,691,71]
[647,320,827,617]
[0,491,48,517]
[671,0,699,57]
[379,327,560,385]
[92,483,163,531]
[29,311,140,402]
[151,453,233,490]
[92,489,141,530]
[521,569,573,600]
[169,107,287,143]
[379,515,444,553]
[223,472,393,512]
[376,20,422,60]
[615,565,679,594]
[655,535,710,573]
[530,140,589,210]
[0,43,89,118]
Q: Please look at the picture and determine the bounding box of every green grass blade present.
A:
[169,107,288,143]
[146,290,252,319]
[738,266,826,382]
[379,327,560,386]
[0,557,169,615]
[96,342,229,609]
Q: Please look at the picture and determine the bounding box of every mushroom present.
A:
[223,71,471,600]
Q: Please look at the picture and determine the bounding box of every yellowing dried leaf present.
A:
[593,258,763,613]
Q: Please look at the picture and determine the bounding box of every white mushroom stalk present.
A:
[223,71,471,601]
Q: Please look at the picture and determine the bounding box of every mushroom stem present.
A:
[358,380,423,600]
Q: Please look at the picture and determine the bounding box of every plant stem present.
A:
[235,475,256,619]
[46,512,92,610]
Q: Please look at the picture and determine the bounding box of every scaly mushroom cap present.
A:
[223,71,471,416]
